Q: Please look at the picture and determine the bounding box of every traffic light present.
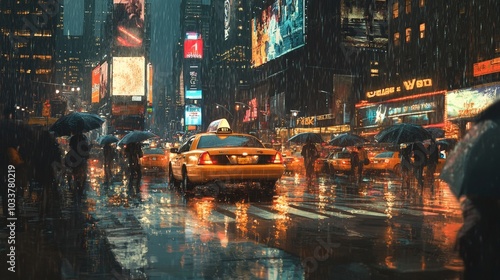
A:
[42,100,51,117]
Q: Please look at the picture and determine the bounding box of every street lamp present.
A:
[215,102,234,117]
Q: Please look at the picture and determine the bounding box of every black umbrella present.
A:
[440,117,500,198]
[49,112,104,136]
[425,127,445,139]
[96,134,119,145]
[287,132,324,143]
[375,123,433,145]
[117,131,158,146]
[328,133,367,147]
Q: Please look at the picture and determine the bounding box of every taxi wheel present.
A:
[182,167,194,195]
[261,181,277,197]
[168,165,180,189]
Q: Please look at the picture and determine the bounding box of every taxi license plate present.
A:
[152,157,156,161]
[237,157,250,164]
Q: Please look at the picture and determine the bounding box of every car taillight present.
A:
[271,152,283,164]
[198,152,215,165]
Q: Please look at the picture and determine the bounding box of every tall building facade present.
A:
[0,1,58,115]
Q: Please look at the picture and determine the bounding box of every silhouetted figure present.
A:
[67,130,90,199]
[124,142,143,196]
[426,139,440,183]
[356,145,368,184]
[103,143,116,185]
[301,138,318,179]
[400,144,413,188]
[412,142,428,188]
[458,197,500,279]
[350,147,359,181]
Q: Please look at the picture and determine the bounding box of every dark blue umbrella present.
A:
[49,112,104,136]
[375,123,432,145]
[287,132,324,144]
[96,134,119,145]
[117,131,158,146]
[329,133,367,147]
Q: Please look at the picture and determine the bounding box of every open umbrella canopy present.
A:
[117,131,158,146]
[425,127,445,139]
[329,133,367,147]
[375,123,432,145]
[287,132,324,143]
[440,118,500,198]
[96,134,119,145]
[49,112,104,136]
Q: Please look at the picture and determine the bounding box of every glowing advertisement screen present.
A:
[113,0,144,48]
[251,0,304,67]
[112,57,145,96]
[242,98,258,123]
[185,105,202,126]
[341,0,388,48]
[446,83,500,120]
[184,64,202,99]
[357,95,444,129]
[91,66,101,103]
[99,61,109,100]
[184,32,203,59]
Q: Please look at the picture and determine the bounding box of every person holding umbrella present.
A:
[440,100,500,279]
[124,142,143,197]
[301,137,319,179]
[103,143,116,186]
[66,120,90,199]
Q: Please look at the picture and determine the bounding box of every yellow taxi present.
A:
[365,151,402,175]
[168,119,285,195]
[140,147,168,175]
[326,151,353,175]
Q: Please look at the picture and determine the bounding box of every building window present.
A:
[419,0,425,7]
[419,23,425,39]
[392,3,399,19]
[405,28,411,43]
[394,32,400,46]
[405,0,411,14]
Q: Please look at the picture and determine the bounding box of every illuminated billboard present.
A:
[185,105,202,126]
[91,65,101,103]
[113,0,144,49]
[147,63,153,106]
[242,98,258,123]
[251,0,305,67]
[100,61,109,100]
[184,64,202,99]
[340,0,388,49]
[112,57,145,96]
[184,32,203,59]
[447,83,500,120]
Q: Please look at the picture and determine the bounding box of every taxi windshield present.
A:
[197,135,264,148]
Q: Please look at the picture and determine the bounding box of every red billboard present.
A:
[184,39,203,59]
[91,65,101,103]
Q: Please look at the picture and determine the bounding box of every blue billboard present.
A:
[251,0,305,67]
[185,105,202,126]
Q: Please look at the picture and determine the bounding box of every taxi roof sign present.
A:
[207,118,232,133]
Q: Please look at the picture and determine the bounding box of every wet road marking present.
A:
[218,205,285,220]
[323,204,389,217]
[289,203,355,219]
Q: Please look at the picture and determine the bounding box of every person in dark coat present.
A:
[350,147,360,181]
[457,196,500,279]
[399,144,413,188]
[426,139,440,183]
[301,138,318,179]
[124,142,143,196]
[66,126,90,199]
[412,142,428,188]
[103,143,116,185]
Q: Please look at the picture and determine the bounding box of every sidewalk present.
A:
[0,183,118,279]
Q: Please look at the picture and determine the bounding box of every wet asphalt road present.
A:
[1,165,465,279]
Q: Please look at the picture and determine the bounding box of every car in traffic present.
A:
[365,151,402,175]
[168,119,285,195]
[140,147,168,175]
[326,151,353,175]
[282,151,304,175]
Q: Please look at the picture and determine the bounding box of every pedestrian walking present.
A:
[301,138,318,179]
[103,143,116,186]
[412,141,428,188]
[349,147,359,181]
[356,145,368,184]
[425,139,440,183]
[124,142,143,196]
[66,123,90,199]
[399,144,413,188]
